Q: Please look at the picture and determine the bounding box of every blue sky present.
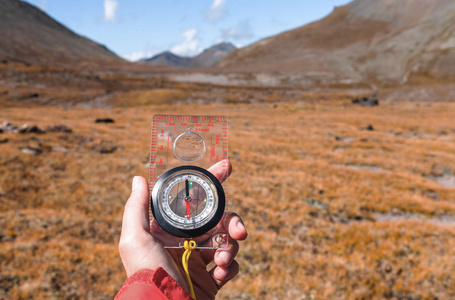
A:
[24,0,351,61]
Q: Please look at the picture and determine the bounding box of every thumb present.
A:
[121,176,151,238]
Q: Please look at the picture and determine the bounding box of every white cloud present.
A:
[220,21,253,41]
[170,29,202,57]
[103,0,118,22]
[206,0,226,22]
[122,45,161,62]
[122,51,148,62]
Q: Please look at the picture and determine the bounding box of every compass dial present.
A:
[151,166,225,238]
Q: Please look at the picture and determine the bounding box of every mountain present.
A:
[191,42,237,68]
[142,42,236,68]
[142,51,192,68]
[217,0,455,87]
[0,0,122,66]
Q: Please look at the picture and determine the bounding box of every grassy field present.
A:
[1,80,455,299]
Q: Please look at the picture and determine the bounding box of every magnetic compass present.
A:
[151,165,225,238]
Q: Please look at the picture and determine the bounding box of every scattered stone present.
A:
[52,146,68,152]
[21,147,43,155]
[94,118,115,123]
[0,121,18,133]
[0,138,8,144]
[29,93,39,98]
[361,124,374,131]
[334,136,355,143]
[423,190,439,200]
[45,124,73,133]
[335,163,385,172]
[18,124,45,134]
[301,198,329,210]
[99,145,117,154]
[352,96,379,106]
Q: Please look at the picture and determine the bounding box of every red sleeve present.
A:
[115,267,192,300]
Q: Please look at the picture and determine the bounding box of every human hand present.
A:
[118,161,248,299]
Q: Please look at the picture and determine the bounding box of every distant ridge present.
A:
[141,42,236,68]
[0,0,122,65]
[217,0,455,86]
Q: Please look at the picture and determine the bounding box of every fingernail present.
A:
[215,267,229,279]
[236,221,246,232]
[132,176,140,191]
[219,251,231,265]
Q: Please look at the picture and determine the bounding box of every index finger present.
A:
[207,160,232,184]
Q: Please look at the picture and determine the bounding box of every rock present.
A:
[20,147,42,155]
[0,121,17,133]
[352,96,379,107]
[301,198,329,210]
[18,124,45,134]
[52,146,68,152]
[360,125,374,131]
[0,138,8,143]
[99,145,117,154]
[45,124,73,133]
[29,93,39,98]
[94,118,115,123]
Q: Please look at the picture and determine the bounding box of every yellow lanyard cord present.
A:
[182,240,197,299]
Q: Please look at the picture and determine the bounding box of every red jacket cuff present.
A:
[115,267,192,300]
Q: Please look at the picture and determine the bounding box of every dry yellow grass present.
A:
[1,88,455,299]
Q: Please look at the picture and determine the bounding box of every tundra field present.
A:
[1,78,455,299]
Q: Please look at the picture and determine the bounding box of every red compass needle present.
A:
[186,201,190,220]
[185,179,191,220]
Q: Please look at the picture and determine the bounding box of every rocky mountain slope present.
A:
[0,0,122,66]
[142,42,236,68]
[217,0,455,87]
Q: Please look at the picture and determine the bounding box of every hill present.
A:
[217,0,455,87]
[142,42,236,68]
[0,0,122,66]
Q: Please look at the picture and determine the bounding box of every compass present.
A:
[151,165,225,238]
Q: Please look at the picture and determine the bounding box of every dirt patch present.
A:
[374,212,455,225]
[334,164,386,172]
[428,174,455,189]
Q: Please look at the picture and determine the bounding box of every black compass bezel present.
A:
[151,165,225,238]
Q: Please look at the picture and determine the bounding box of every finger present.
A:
[197,213,246,265]
[121,176,151,238]
[207,160,232,183]
[210,260,240,289]
[214,239,239,268]
[227,213,248,241]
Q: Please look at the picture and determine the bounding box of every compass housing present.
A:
[151,165,225,238]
